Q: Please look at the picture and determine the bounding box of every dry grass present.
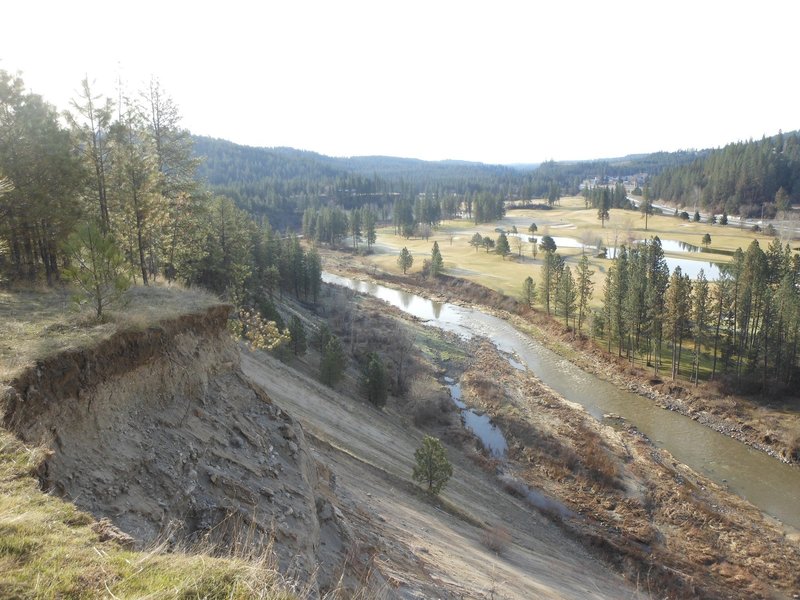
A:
[364,195,792,311]
[480,524,511,555]
[0,283,220,382]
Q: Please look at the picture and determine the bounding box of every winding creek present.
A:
[323,272,800,529]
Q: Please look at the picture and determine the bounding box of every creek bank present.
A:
[323,250,799,466]
[0,305,358,596]
[457,340,800,599]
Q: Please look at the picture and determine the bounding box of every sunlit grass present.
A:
[366,196,795,310]
[0,428,295,599]
[0,283,221,382]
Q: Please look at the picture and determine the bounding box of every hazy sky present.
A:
[3,1,798,164]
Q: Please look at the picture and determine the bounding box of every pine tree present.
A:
[576,255,594,335]
[430,241,444,277]
[691,271,710,383]
[469,232,483,251]
[412,435,453,495]
[360,352,388,407]
[665,267,692,380]
[556,266,577,327]
[640,190,653,231]
[66,77,114,233]
[350,207,362,249]
[603,246,629,355]
[540,250,563,315]
[538,235,557,254]
[645,238,670,375]
[522,276,536,307]
[495,233,511,259]
[62,222,132,319]
[397,247,414,274]
[289,315,307,356]
[363,207,377,249]
[320,335,346,386]
[596,188,611,227]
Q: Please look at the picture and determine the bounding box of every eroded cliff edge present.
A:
[1,305,350,594]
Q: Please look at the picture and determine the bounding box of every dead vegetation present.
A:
[0,283,220,382]
[480,524,512,555]
[327,246,800,466]
[458,341,800,599]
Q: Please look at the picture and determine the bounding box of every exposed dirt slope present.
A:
[1,307,357,596]
[242,350,641,599]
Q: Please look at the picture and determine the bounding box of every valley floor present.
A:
[286,259,800,598]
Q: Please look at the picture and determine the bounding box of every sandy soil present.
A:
[242,350,642,599]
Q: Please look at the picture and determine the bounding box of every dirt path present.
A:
[242,351,643,599]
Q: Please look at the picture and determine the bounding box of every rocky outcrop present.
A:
[0,306,350,595]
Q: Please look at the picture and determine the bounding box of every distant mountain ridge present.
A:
[192,136,516,187]
[191,133,797,222]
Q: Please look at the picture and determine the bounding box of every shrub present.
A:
[481,525,511,554]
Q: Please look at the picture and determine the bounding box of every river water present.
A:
[323,272,800,529]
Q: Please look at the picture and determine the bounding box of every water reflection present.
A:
[605,247,723,280]
[322,272,800,528]
[445,378,508,458]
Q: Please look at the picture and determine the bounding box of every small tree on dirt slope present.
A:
[319,334,346,386]
[288,315,307,356]
[360,351,388,407]
[412,435,453,495]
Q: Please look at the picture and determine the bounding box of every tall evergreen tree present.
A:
[320,335,346,387]
[691,271,710,384]
[289,315,307,356]
[430,241,444,277]
[576,255,594,335]
[555,265,577,327]
[640,189,653,231]
[66,77,114,233]
[495,233,511,259]
[665,267,692,380]
[360,352,388,407]
[522,275,536,307]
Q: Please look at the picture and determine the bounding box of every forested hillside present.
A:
[193,136,526,229]
[651,131,800,217]
[192,136,708,231]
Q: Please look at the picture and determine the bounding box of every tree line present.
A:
[594,237,800,390]
[651,131,800,217]
[0,70,320,312]
[194,137,710,230]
